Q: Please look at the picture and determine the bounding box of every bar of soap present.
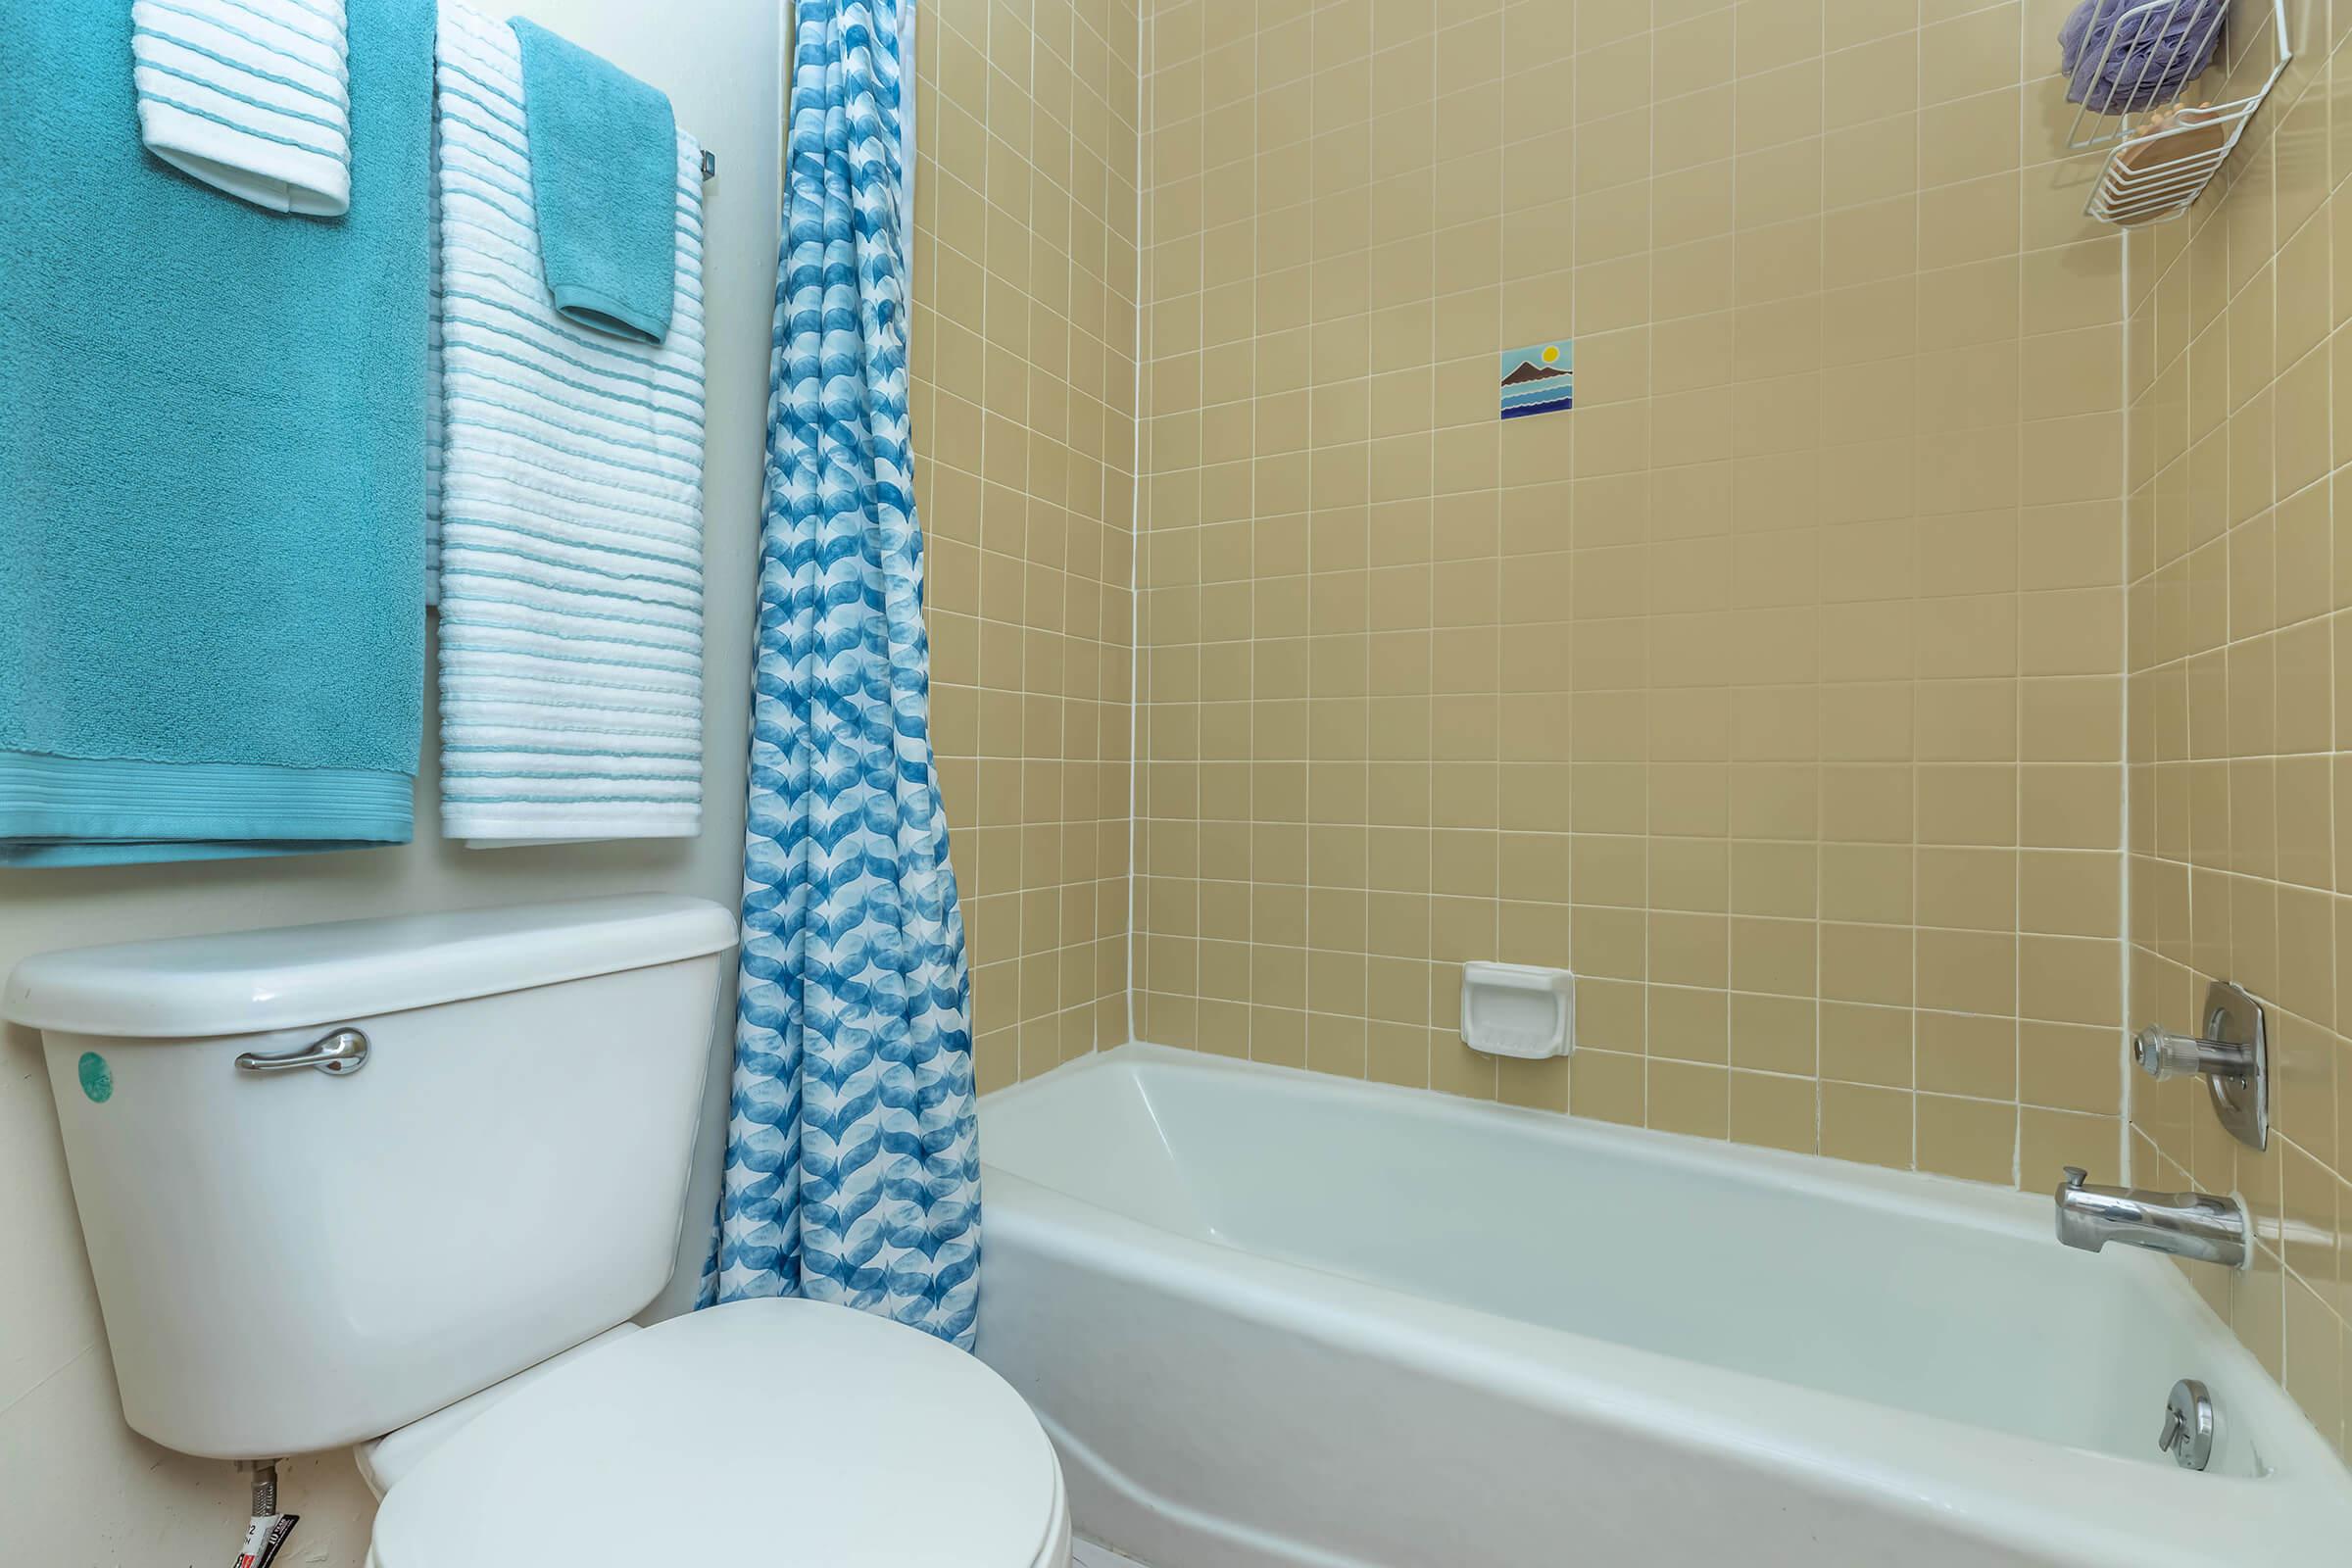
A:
[2115,104,2228,174]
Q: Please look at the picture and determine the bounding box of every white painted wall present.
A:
[0,3,781,1561]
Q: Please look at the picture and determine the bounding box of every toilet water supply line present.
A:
[230,1458,298,1567]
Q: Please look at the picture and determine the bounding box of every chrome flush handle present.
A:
[234,1027,369,1076]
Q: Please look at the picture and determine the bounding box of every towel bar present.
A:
[700,149,715,180]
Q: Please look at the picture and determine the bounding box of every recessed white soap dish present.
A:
[1460,962,1574,1059]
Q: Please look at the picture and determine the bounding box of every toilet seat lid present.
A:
[369,1298,1061,1568]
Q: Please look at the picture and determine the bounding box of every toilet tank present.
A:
[3,895,736,1460]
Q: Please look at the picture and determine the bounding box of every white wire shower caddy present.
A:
[2062,0,2289,226]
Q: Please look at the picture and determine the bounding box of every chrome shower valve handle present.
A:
[2132,980,2268,1152]
[2133,1025,2252,1081]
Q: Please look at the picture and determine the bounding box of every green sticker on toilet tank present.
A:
[76,1051,113,1103]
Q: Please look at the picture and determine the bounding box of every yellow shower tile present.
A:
[1648,1059,1732,1138]
[2020,1105,2113,1191]
[1918,4,2020,105]
[1822,1080,1915,1168]
[1825,33,1918,130]
[1920,172,2023,271]
[1918,847,2018,932]
[1649,980,1732,1061]
[1656,11,1737,101]
[1568,1045,1646,1124]
[1918,1007,2017,1100]
[1727,1068,1817,1152]
[1730,992,1820,1076]
[1917,1094,2017,1184]
[1920,89,2022,189]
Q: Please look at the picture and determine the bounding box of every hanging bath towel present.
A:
[706,0,979,1348]
[130,0,354,215]
[429,4,707,843]
[2,0,429,865]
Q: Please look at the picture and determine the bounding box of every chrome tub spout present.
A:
[2054,1167,2247,1269]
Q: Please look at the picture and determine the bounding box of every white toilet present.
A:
[4,895,1069,1567]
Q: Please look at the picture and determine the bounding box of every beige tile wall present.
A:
[912,0,1143,1090]
[905,0,2352,1472]
[1130,0,2135,1187]
[2126,0,2352,1463]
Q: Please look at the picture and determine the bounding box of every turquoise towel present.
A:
[0,0,432,866]
[510,19,679,344]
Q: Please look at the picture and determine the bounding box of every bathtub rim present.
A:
[977,1042,2352,1567]
[986,1041,2118,1253]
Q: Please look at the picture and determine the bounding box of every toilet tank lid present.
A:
[1,895,737,1038]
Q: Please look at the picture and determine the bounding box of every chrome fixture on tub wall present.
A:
[2054,1167,2249,1269]
[2132,979,2269,1152]
[2051,980,2266,1270]
[2159,1380,2218,1473]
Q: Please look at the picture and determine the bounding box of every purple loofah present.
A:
[2058,0,2228,116]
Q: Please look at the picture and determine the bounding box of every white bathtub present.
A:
[975,1045,2352,1567]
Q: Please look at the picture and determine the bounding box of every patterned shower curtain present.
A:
[705,0,978,1347]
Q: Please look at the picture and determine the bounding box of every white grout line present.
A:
[1121,8,1147,1050]
[2115,214,2133,1191]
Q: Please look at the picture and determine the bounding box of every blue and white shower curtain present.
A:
[706,0,978,1348]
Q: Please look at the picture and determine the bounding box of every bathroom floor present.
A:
[1071,1540,1150,1567]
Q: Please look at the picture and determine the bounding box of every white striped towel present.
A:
[430,5,706,844]
[130,0,352,216]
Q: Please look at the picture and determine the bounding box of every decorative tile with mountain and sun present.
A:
[1499,340,1573,419]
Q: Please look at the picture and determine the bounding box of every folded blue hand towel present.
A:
[510,19,679,344]
[0,0,432,865]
